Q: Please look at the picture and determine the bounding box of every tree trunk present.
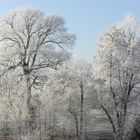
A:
[115,129,124,140]
[25,73,36,131]
[80,81,84,140]
[73,111,79,140]
[26,75,32,113]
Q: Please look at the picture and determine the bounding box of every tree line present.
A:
[0,8,139,140]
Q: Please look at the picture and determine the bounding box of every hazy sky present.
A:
[0,0,139,61]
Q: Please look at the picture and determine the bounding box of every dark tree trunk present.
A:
[80,81,84,139]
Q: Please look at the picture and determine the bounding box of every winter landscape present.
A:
[0,0,139,140]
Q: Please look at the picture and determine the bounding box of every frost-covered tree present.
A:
[0,7,76,131]
[94,15,140,140]
[0,72,27,139]
[42,58,94,140]
[128,115,140,140]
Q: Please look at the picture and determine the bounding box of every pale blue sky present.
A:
[0,0,139,61]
